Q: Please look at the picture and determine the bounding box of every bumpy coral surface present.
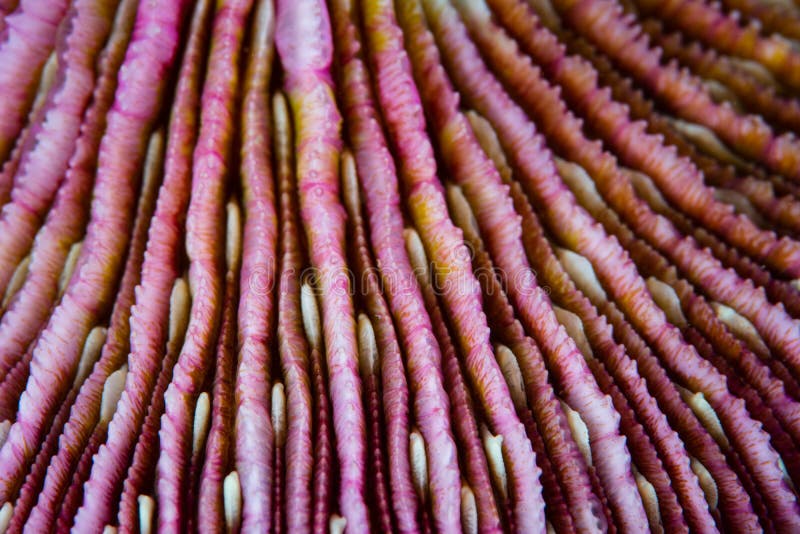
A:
[0,0,798,532]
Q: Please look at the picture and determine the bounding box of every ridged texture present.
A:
[0,51,56,207]
[334,0,460,530]
[234,0,277,531]
[560,153,761,531]
[640,19,800,133]
[457,187,592,534]
[68,1,208,530]
[633,0,800,90]
[197,236,238,532]
[274,91,315,534]
[0,0,120,294]
[484,0,800,279]
[408,223,503,532]
[0,0,188,515]
[9,379,84,533]
[719,0,800,40]
[26,126,161,534]
[276,0,368,530]
[503,147,714,533]
[154,1,252,530]
[470,0,800,436]
[560,31,800,246]
[425,0,653,530]
[0,0,798,531]
[554,0,800,182]
[0,0,136,390]
[372,1,546,531]
[467,110,713,533]
[0,0,70,164]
